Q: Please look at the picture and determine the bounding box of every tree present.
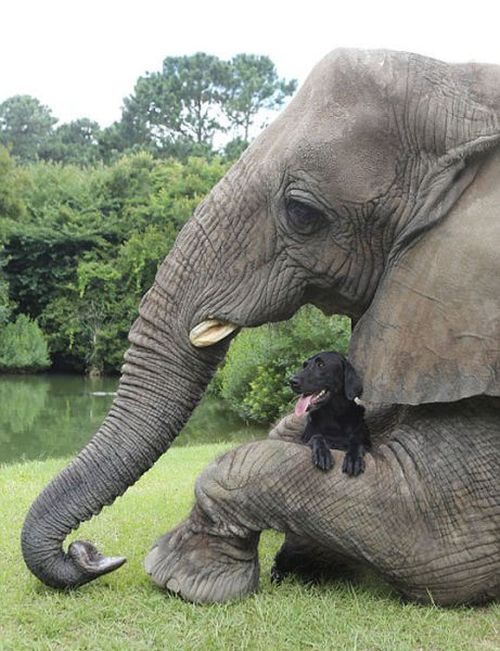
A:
[0,95,57,163]
[0,145,26,221]
[222,136,250,161]
[2,224,105,318]
[0,250,11,326]
[40,226,178,373]
[224,54,297,141]
[97,121,138,163]
[0,314,50,372]
[119,53,297,156]
[0,152,228,373]
[40,118,101,166]
[121,53,228,154]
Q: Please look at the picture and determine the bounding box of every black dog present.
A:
[290,351,370,475]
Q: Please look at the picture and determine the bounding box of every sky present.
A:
[2,0,500,127]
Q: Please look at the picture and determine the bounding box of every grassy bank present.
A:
[0,445,498,651]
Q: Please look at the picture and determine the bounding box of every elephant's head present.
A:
[22,49,500,588]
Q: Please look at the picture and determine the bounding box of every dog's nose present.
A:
[289,376,301,391]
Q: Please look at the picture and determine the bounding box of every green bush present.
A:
[0,251,11,326]
[0,153,229,373]
[0,314,50,372]
[217,306,351,423]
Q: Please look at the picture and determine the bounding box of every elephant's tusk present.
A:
[189,319,239,347]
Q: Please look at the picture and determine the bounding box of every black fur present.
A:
[271,352,371,585]
[290,351,371,475]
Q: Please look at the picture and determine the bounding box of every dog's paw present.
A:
[342,448,366,476]
[270,563,287,584]
[311,437,333,471]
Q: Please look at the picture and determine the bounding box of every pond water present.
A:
[0,374,267,465]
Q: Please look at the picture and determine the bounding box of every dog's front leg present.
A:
[342,421,371,476]
[342,443,366,476]
[309,434,333,471]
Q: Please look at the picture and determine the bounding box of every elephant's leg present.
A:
[145,504,261,603]
[145,400,499,605]
[267,405,406,585]
[145,439,384,602]
[267,412,307,443]
[144,416,308,603]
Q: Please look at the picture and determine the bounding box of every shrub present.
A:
[1,153,229,373]
[217,306,351,423]
[0,257,11,326]
[0,314,50,372]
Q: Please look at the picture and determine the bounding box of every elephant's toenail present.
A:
[167,577,180,592]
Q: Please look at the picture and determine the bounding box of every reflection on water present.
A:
[0,374,267,465]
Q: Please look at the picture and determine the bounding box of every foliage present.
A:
[2,225,104,317]
[97,121,131,164]
[39,224,178,374]
[0,269,11,326]
[148,155,229,229]
[221,136,249,161]
[0,313,50,371]
[0,52,295,165]
[224,54,298,140]
[0,95,57,163]
[0,153,229,373]
[218,307,352,422]
[0,95,104,167]
[0,146,26,221]
[39,118,102,166]
[122,53,228,152]
[0,247,13,326]
[120,52,297,156]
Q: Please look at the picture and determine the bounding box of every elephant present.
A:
[21,48,500,602]
[145,400,499,605]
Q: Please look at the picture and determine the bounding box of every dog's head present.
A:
[290,351,363,416]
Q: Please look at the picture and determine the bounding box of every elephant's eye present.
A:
[285,197,327,235]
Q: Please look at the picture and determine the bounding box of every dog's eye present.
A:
[315,358,325,368]
[285,198,327,235]
[302,361,308,369]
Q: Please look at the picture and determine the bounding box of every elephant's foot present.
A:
[145,511,260,603]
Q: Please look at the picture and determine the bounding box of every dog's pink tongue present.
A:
[295,394,314,416]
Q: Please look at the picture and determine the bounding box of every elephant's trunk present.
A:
[21,218,230,588]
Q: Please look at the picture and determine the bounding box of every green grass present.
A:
[1,445,498,651]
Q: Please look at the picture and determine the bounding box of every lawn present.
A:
[0,444,498,651]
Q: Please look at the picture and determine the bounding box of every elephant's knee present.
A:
[193,444,264,538]
[145,445,264,603]
[268,413,307,442]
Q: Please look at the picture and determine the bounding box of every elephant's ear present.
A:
[349,147,500,405]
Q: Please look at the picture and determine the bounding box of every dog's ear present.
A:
[344,360,363,400]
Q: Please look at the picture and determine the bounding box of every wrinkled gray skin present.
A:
[22,49,499,601]
[146,399,499,605]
